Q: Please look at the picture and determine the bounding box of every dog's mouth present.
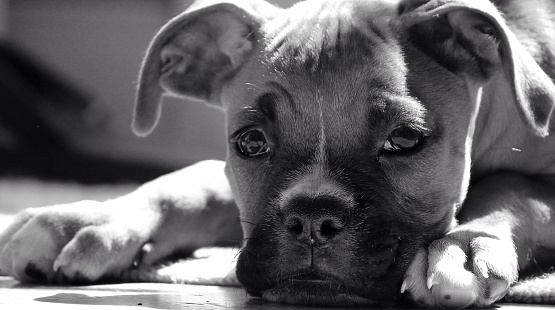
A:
[258,272,381,307]
[238,230,408,307]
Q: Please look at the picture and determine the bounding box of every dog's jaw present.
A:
[262,283,380,307]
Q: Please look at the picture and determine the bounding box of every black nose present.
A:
[282,196,350,243]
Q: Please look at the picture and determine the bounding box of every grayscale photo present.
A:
[1,0,555,309]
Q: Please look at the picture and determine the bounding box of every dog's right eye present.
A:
[236,129,270,157]
[383,127,423,152]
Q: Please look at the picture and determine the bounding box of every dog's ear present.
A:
[132,0,280,136]
[400,0,555,137]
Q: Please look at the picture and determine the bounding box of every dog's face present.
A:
[222,2,469,305]
[133,0,555,306]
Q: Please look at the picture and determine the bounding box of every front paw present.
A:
[402,232,518,308]
[0,201,148,284]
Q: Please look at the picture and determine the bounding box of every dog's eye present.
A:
[383,127,423,152]
[236,129,270,156]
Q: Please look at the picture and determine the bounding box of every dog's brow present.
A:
[255,93,278,121]
[264,82,297,112]
[231,82,293,128]
[369,92,428,130]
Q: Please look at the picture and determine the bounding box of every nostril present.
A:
[291,220,304,235]
[319,219,344,238]
[284,217,305,236]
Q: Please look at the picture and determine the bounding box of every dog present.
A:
[1,0,555,307]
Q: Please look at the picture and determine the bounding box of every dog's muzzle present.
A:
[236,178,406,306]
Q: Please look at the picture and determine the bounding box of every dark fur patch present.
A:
[24,262,47,281]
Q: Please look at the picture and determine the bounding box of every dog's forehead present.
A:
[263,0,401,71]
[258,0,408,102]
[240,0,420,149]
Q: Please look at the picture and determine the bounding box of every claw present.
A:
[427,273,440,289]
[475,260,489,279]
[401,279,408,293]
[52,259,62,272]
[133,243,153,268]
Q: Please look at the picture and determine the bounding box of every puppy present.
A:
[2,0,555,308]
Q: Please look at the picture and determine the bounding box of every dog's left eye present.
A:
[383,127,423,152]
[236,129,270,156]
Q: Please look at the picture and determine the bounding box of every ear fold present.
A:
[132,0,280,136]
[399,0,555,137]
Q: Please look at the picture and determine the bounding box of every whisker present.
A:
[245,82,262,92]
[238,219,258,226]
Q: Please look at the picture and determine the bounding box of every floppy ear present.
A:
[399,0,555,137]
[132,0,280,136]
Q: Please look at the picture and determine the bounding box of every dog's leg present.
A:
[125,160,241,269]
[505,273,555,304]
[403,172,555,308]
[0,160,241,284]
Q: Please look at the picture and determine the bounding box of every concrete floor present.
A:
[1,276,554,310]
[0,276,275,310]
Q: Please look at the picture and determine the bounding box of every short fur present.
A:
[1,0,555,308]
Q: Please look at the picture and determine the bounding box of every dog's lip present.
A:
[259,272,379,307]
[288,272,327,281]
[262,280,378,307]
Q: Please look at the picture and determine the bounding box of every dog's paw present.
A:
[0,201,148,284]
[402,232,518,308]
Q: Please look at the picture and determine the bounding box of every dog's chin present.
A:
[260,280,378,307]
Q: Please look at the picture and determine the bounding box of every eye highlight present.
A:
[383,126,424,152]
[236,129,270,157]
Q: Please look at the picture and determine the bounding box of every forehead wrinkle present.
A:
[237,81,298,126]
[264,0,398,74]
[264,81,298,114]
[316,89,327,167]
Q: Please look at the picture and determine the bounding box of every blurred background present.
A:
[0,0,298,212]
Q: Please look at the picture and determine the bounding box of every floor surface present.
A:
[1,276,554,310]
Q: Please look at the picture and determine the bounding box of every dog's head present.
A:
[133,0,555,306]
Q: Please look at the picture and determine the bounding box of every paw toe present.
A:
[433,281,478,308]
[428,268,480,308]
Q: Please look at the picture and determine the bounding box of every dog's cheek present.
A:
[379,151,462,236]
[224,153,273,234]
[235,212,283,294]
